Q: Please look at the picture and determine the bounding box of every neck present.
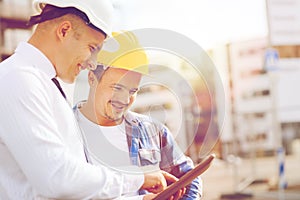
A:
[99,118,123,126]
[28,29,57,71]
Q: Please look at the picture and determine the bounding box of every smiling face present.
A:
[93,67,142,126]
[55,16,105,83]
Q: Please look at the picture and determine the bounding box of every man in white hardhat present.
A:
[73,31,202,199]
[0,1,171,199]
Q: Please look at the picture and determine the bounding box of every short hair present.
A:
[91,64,107,81]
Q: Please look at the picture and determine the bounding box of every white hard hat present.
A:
[32,0,113,37]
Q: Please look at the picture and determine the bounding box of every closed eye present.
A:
[89,45,97,53]
[129,89,138,95]
[111,85,123,91]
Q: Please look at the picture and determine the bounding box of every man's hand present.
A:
[141,170,178,193]
[161,171,186,200]
[141,170,168,193]
[141,170,186,199]
[161,171,178,185]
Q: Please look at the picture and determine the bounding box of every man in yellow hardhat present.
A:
[73,31,202,199]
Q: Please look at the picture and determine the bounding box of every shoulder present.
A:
[73,101,83,111]
[126,111,160,125]
[126,111,147,120]
[3,67,50,95]
[72,101,87,116]
[0,64,54,109]
[1,54,46,84]
[0,42,55,86]
[125,111,168,135]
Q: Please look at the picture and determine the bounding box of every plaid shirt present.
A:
[74,102,202,199]
[124,111,202,199]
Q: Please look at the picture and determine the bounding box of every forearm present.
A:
[180,176,202,200]
[159,127,202,199]
[4,130,143,199]
[37,154,144,199]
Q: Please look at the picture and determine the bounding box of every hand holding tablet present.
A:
[153,154,216,200]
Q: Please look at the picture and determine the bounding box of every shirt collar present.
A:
[124,111,140,126]
[15,42,56,79]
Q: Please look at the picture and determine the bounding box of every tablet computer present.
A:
[153,154,216,200]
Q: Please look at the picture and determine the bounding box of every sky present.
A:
[5,0,269,49]
[112,0,268,49]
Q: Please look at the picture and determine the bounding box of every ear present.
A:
[56,21,72,41]
[88,71,98,87]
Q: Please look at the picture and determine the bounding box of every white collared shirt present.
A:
[0,42,144,199]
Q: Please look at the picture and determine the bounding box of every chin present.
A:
[111,114,123,122]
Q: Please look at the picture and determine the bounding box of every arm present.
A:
[159,127,202,200]
[0,71,143,199]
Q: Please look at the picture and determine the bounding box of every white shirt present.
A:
[0,42,144,200]
[75,104,143,200]
[81,119,132,167]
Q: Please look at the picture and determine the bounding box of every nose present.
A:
[81,57,97,70]
[82,47,101,70]
[113,90,131,105]
[86,58,97,70]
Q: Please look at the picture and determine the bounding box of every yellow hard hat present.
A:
[97,31,149,75]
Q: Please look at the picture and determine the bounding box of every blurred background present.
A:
[1,0,300,199]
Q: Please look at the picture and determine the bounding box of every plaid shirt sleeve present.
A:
[159,126,202,200]
[125,112,202,199]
